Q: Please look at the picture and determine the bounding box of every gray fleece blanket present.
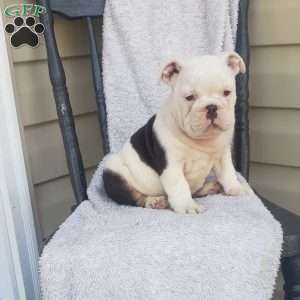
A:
[40,161,282,300]
[40,0,283,299]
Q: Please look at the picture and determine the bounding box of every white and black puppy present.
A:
[103,52,250,214]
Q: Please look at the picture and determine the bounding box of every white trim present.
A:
[0,12,41,300]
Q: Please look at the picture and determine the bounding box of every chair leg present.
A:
[282,255,300,300]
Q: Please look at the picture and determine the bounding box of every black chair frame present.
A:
[38,0,300,299]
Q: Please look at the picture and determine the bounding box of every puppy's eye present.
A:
[185,95,195,101]
[223,90,231,97]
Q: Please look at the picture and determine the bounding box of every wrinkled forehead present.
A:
[177,56,234,91]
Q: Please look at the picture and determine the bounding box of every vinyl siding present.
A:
[249,3,300,298]
[249,0,300,219]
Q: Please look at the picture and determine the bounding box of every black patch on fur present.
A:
[103,169,138,206]
[130,115,167,175]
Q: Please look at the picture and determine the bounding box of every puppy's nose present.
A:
[206,104,218,120]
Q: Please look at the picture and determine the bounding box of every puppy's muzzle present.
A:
[206,104,218,121]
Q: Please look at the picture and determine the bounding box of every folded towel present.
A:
[39,0,283,299]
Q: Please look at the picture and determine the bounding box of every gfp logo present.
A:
[4,3,46,48]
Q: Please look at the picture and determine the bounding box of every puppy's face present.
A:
[161,52,246,139]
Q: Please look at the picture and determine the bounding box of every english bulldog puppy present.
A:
[103,52,249,214]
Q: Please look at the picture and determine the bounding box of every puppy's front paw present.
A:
[224,181,243,196]
[172,200,206,214]
[224,180,248,196]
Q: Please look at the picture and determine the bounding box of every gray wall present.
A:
[249,0,300,215]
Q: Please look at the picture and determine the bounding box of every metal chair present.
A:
[38,0,300,298]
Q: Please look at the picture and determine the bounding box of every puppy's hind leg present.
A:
[103,169,147,207]
[103,154,147,207]
[145,195,169,209]
[103,154,169,209]
[103,169,169,209]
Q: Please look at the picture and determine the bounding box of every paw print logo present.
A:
[5,16,44,48]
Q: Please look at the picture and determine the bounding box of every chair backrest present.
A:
[38,0,250,207]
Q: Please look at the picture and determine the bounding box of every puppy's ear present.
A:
[223,52,246,76]
[161,61,182,85]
